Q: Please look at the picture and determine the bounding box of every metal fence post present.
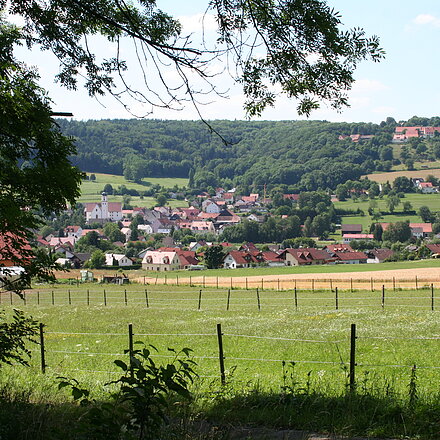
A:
[39,323,46,374]
[216,323,226,386]
[128,323,134,379]
[349,323,356,393]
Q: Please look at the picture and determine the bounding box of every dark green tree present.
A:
[418,206,433,223]
[204,245,226,269]
[382,221,412,243]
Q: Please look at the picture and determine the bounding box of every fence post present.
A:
[128,323,134,379]
[203,276,205,288]
[231,277,233,289]
[349,323,356,393]
[37,290,40,306]
[335,287,338,310]
[393,277,396,291]
[124,289,128,306]
[226,289,231,311]
[145,289,149,308]
[370,277,373,292]
[9,291,12,305]
[176,275,179,286]
[246,277,248,290]
[330,279,333,292]
[165,275,167,285]
[189,276,192,287]
[104,289,107,306]
[261,278,264,291]
[312,279,314,293]
[23,291,26,306]
[198,290,202,310]
[87,289,90,306]
[415,276,418,290]
[350,278,353,293]
[382,285,385,309]
[431,284,434,311]
[39,323,46,374]
[294,287,298,310]
[216,323,226,386]
[51,290,54,306]
[143,276,146,285]
[278,278,280,291]
[256,288,261,311]
[68,289,71,306]
[217,276,219,289]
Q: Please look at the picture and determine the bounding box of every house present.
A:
[64,225,83,240]
[279,248,333,266]
[324,244,354,253]
[223,250,259,269]
[333,251,368,264]
[366,249,394,263]
[380,223,432,239]
[142,249,197,271]
[261,251,284,266]
[49,236,76,248]
[190,221,216,234]
[342,234,374,244]
[393,126,440,142]
[418,181,437,193]
[341,224,363,235]
[0,233,32,268]
[84,192,123,223]
[202,199,222,214]
[105,253,134,267]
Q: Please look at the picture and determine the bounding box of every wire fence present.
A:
[31,322,440,392]
[3,284,440,311]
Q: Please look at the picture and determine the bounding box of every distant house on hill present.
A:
[341,224,363,235]
[279,248,333,266]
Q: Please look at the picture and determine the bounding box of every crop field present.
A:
[365,168,440,183]
[3,283,440,401]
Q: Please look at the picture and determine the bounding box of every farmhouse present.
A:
[279,248,333,266]
[223,250,259,269]
[366,249,394,263]
[342,234,374,244]
[333,251,368,264]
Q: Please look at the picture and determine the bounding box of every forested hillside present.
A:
[59,119,397,191]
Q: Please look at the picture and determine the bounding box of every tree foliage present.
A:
[3,0,383,117]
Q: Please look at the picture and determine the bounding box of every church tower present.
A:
[101,192,109,219]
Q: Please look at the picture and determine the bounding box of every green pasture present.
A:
[335,192,440,231]
[78,173,189,208]
[3,283,440,398]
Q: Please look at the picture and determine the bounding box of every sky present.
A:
[11,0,440,123]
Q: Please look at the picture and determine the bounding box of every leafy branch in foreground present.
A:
[58,345,197,439]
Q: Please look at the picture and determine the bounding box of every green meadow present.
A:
[335,192,440,231]
[78,173,189,208]
[3,283,440,439]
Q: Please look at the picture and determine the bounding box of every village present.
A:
[28,173,440,276]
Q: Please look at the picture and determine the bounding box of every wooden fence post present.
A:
[103,289,107,306]
[312,279,315,293]
[256,288,261,311]
[415,276,418,290]
[261,278,264,291]
[124,289,128,306]
[350,278,353,293]
[203,276,205,288]
[216,323,226,386]
[335,287,338,310]
[23,291,26,306]
[370,277,373,292]
[382,285,385,309]
[393,277,396,291]
[37,290,40,306]
[349,323,356,393]
[294,287,298,310]
[128,323,134,379]
[278,278,280,291]
[217,276,219,289]
[68,289,71,306]
[330,279,333,292]
[176,275,179,286]
[145,289,149,308]
[39,323,46,374]
[246,277,248,290]
[87,289,90,306]
[431,284,434,311]
[51,290,54,306]
[226,289,231,311]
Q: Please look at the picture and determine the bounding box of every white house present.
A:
[105,253,134,267]
[84,192,123,223]
[202,199,221,214]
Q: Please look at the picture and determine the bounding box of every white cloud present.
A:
[413,14,440,27]
[178,13,218,34]
[352,79,387,93]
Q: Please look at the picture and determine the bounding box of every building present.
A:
[105,253,134,267]
[84,192,123,223]
[279,248,333,266]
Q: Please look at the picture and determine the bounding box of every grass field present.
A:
[78,173,189,208]
[3,283,440,439]
[334,192,440,230]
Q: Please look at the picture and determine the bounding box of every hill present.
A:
[59,118,395,192]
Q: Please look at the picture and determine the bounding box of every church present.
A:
[84,192,123,223]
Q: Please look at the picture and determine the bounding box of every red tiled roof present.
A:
[334,251,368,261]
[324,244,354,253]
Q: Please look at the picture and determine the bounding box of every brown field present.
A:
[136,267,440,291]
[365,168,440,183]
